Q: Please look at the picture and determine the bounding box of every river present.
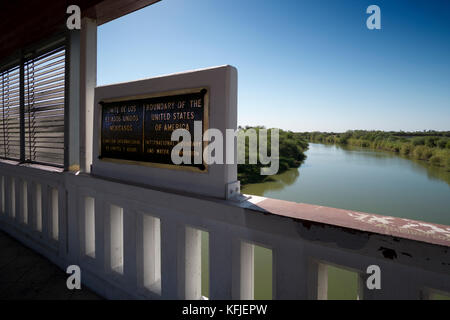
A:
[242,143,450,226]
[238,143,450,299]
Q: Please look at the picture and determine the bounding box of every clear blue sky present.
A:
[98,0,450,132]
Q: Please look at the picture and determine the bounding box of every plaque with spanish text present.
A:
[100,88,208,171]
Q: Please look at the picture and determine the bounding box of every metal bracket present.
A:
[226,180,241,200]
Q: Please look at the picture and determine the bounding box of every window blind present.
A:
[0,41,66,167]
[0,65,21,160]
[24,46,66,166]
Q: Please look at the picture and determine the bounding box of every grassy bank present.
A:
[300,130,450,171]
[238,126,308,185]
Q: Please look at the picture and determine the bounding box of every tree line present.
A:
[299,130,450,171]
[237,126,308,185]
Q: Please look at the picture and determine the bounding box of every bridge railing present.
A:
[0,161,449,299]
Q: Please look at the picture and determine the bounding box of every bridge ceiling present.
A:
[0,0,160,62]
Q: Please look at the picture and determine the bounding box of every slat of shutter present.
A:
[33,87,64,98]
[29,76,65,89]
[28,81,65,94]
[33,69,65,83]
[32,58,65,74]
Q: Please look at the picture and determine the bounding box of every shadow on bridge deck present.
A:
[0,231,101,300]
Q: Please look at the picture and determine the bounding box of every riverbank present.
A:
[237,127,308,185]
[299,131,450,172]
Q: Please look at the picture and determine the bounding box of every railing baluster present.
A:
[9,177,16,219]
[185,226,202,300]
[273,244,308,299]
[108,204,124,274]
[0,176,4,214]
[240,241,254,300]
[123,208,137,288]
[21,180,28,225]
[34,182,42,232]
[50,187,58,240]
[94,196,105,272]
[138,213,161,295]
[41,184,49,237]
[160,217,183,299]
[208,230,235,300]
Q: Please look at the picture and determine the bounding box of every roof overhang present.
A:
[0,0,160,62]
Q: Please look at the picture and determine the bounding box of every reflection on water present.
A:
[242,143,450,225]
[407,158,450,187]
[339,144,450,187]
[251,168,299,193]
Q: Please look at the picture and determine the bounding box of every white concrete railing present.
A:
[0,161,449,300]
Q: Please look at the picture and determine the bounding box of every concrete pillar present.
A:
[67,17,97,172]
[80,18,97,173]
[67,30,80,171]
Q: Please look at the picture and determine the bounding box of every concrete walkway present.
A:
[0,230,101,300]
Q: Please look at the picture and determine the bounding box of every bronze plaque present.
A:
[100,88,208,171]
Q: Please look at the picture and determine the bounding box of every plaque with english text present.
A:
[99,88,208,172]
